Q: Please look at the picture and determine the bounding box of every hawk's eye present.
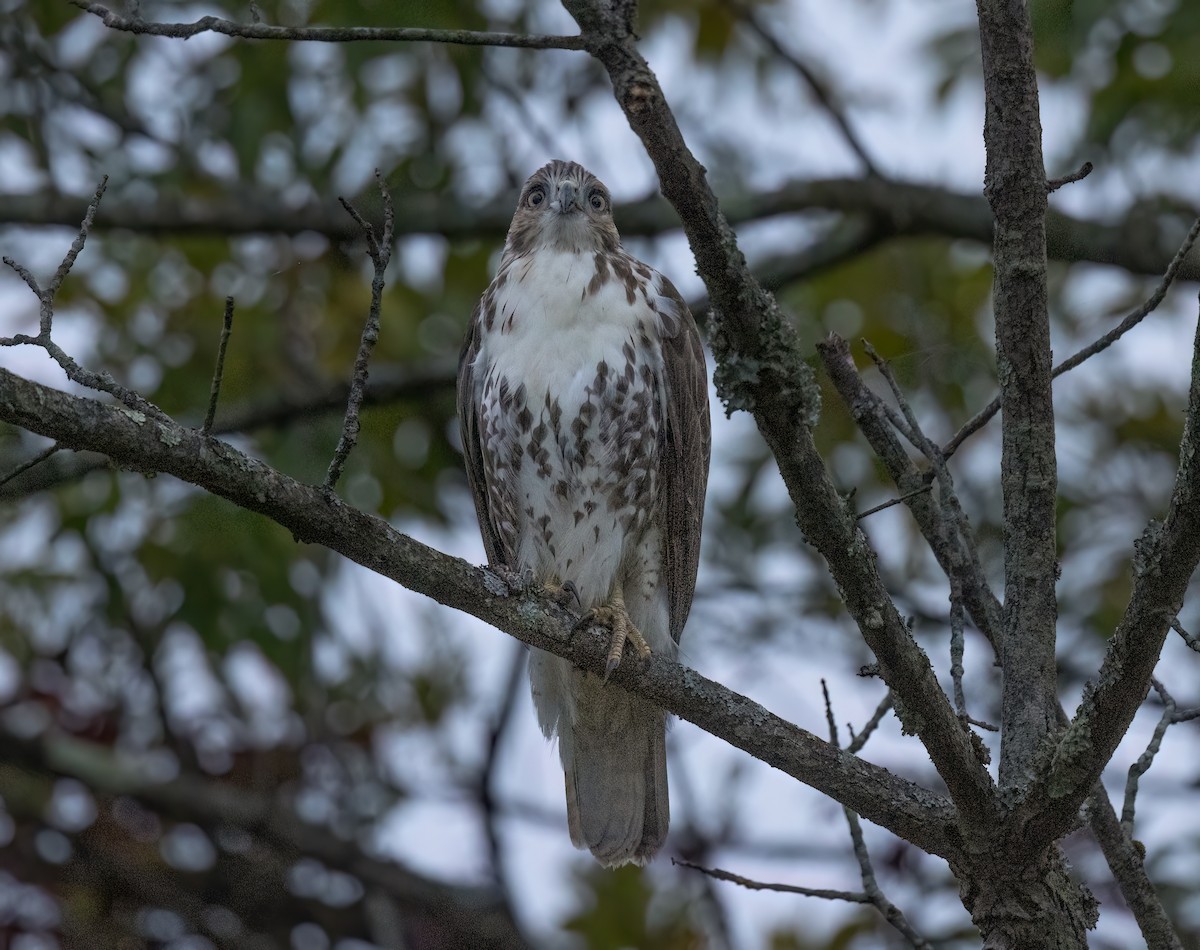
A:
[527,186,546,208]
[588,190,608,212]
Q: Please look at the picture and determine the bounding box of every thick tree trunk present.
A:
[957,846,1097,949]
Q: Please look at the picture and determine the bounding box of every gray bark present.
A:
[1,1,1192,946]
[0,366,956,859]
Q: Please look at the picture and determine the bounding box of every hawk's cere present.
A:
[457,160,711,866]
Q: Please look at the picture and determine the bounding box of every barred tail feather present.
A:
[562,703,669,867]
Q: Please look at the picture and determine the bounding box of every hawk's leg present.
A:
[575,590,651,680]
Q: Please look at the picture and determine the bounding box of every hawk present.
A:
[457,160,710,866]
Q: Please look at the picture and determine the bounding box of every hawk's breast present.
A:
[473,249,667,607]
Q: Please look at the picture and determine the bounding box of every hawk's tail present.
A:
[562,698,669,868]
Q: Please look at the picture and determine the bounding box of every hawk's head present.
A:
[504,160,619,258]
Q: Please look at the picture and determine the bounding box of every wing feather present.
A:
[654,278,711,644]
[456,303,511,568]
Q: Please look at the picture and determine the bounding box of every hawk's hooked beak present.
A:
[551,181,579,215]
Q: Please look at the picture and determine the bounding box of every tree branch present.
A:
[564,0,997,832]
[975,0,1060,788]
[859,339,998,734]
[0,366,957,858]
[823,682,930,949]
[0,441,61,487]
[817,334,1003,647]
[1171,618,1200,652]
[943,211,1200,459]
[0,358,458,500]
[1084,786,1184,950]
[325,174,394,492]
[1046,161,1093,194]
[1019,291,1200,848]
[202,297,235,434]
[5,181,1198,284]
[1121,678,1200,836]
[72,0,587,50]
[673,859,870,903]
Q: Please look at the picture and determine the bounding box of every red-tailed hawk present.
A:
[457,160,710,866]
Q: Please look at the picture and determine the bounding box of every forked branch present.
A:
[325,172,395,492]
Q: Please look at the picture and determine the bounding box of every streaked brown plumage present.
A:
[457,160,710,866]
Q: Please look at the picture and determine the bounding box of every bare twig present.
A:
[860,339,996,732]
[1171,619,1200,652]
[479,644,526,904]
[846,693,894,755]
[1047,161,1094,194]
[73,0,586,49]
[1122,678,1200,836]
[0,362,959,857]
[818,334,1004,649]
[822,682,930,949]
[844,799,931,949]
[820,679,839,745]
[325,172,394,492]
[949,569,968,719]
[855,484,933,521]
[1,176,167,421]
[202,297,235,435]
[1021,290,1200,848]
[1085,785,1185,950]
[723,0,879,178]
[0,443,62,488]
[672,859,870,903]
[944,212,1200,459]
[863,341,925,447]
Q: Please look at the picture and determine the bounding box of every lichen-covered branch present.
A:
[72,0,587,49]
[975,0,1060,789]
[1085,787,1184,950]
[0,366,956,858]
[817,334,1002,647]
[564,0,997,835]
[1019,293,1200,849]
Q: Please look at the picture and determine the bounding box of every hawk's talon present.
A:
[560,580,581,609]
[543,580,582,609]
[574,595,649,682]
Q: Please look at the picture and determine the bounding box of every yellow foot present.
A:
[574,592,650,680]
